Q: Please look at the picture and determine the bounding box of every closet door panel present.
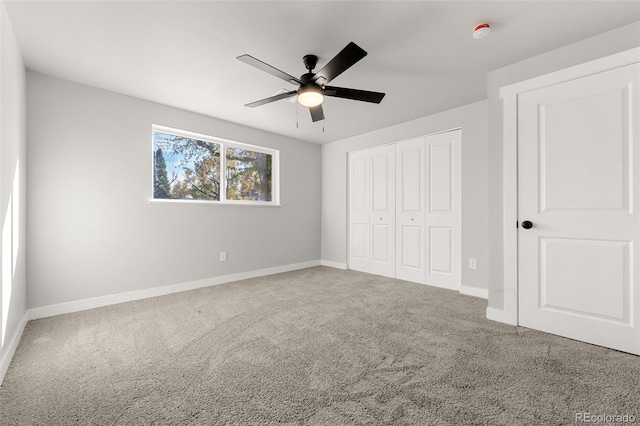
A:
[425,130,461,290]
[401,226,421,268]
[396,137,426,283]
[369,145,396,277]
[429,227,453,273]
[429,143,453,212]
[349,150,370,272]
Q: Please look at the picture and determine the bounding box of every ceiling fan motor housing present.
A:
[303,54,318,71]
[299,72,317,84]
[298,71,324,97]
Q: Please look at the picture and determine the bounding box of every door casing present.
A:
[494,47,640,326]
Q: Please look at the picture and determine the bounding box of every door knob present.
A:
[521,220,533,229]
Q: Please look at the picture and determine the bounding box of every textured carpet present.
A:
[1,266,638,425]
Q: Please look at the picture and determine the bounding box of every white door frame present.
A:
[494,47,640,326]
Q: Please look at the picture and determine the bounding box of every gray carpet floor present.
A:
[1,266,638,425]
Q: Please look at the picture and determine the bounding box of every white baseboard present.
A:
[0,310,28,385]
[320,260,347,270]
[421,281,459,292]
[459,285,489,299]
[28,260,321,321]
[486,306,518,326]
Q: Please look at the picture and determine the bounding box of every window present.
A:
[152,126,278,205]
[225,147,273,202]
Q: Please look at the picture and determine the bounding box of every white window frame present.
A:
[151,125,280,206]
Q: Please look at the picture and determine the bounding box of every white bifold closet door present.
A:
[395,131,461,289]
[369,145,396,277]
[349,130,460,289]
[348,145,396,277]
[425,130,461,290]
[348,150,370,273]
[396,137,426,283]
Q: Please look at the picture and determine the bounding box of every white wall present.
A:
[26,72,321,309]
[487,21,640,312]
[321,100,489,292]
[0,2,27,382]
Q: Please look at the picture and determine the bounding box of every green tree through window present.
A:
[153,148,172,199]
[153,131,220,201]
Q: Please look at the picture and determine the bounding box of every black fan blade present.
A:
[324,86,385,103]
[245,91,297,108]
[312,42,367,85]
[237,54,302,85]
[309,104,324,122]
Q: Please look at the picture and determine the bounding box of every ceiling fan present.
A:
[237,42,385,122]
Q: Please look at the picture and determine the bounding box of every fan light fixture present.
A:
[298,85,324,107]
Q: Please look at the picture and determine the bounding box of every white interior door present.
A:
[425,130,461,290]
[396,137,426,283]
[348,150,370,273]
[518,63,640,354]
[369,145,396,277]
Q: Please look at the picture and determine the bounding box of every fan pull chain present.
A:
[296,102,299,128]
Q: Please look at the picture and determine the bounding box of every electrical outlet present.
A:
[468,258,477,270]
[220,251,227,262]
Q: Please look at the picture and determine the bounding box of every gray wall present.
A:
[27,72,321,309]
[321,100,489,291]
[0,3,27,369]
[487,21,640,311]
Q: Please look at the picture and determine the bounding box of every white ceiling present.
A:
[4,1,640,144]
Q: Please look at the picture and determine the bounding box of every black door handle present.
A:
[521,220,533,229]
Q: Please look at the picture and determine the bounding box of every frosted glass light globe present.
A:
[298,91,323,107]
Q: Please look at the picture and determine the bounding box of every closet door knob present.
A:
[521,220,533,229]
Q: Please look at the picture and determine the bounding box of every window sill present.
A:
[148,199,281,207]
